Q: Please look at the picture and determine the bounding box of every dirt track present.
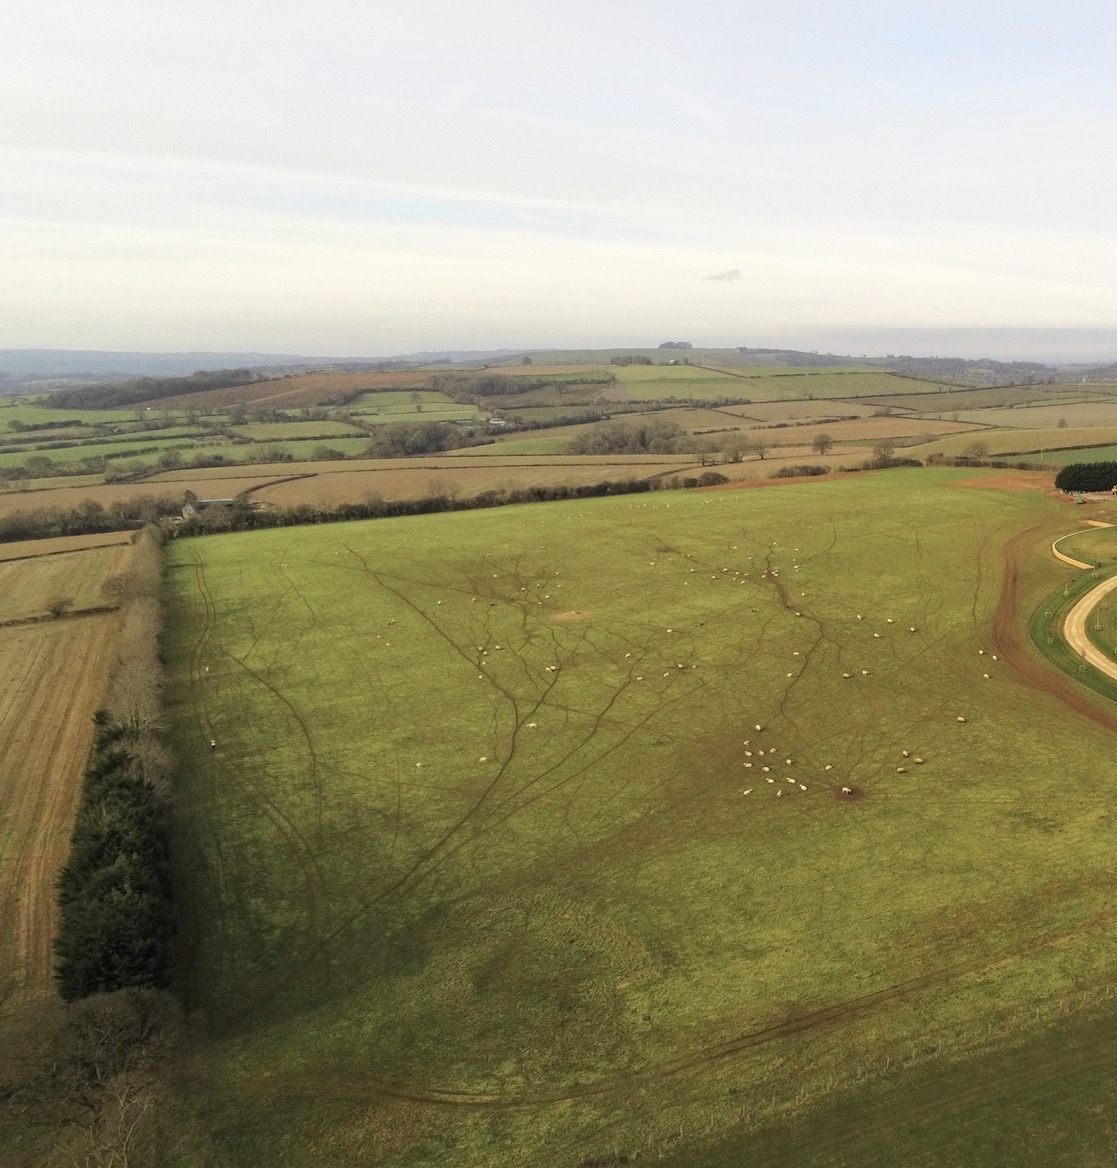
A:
[994,526,1117,737]
[1064,574,1117,683]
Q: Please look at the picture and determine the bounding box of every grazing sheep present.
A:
[479,756,488,763]
[744,762,753,768]
[957,716,967,723]
[636,676,644,681]
[914,757,924,764]
[843,672,852,678]
[825,764,833,771]
[841,786,852,794]
[978,649,985,655]
[742,789,752,796]
[902,750,909,758]
[873,632,881,638]
[762,766,770,773]
[861,669,870,675]
[766,777,774,783]
[909,626,917,632]
[897,767,907,773]
[857,614,863,620]
[991,654,998,661]
[755,724,763,731]
[777,789,783,798]
[786,777,796,784]
[757,749,765,756]
[526,722,538,729]
[785,758,792,765]
[744,751,752,756]
[983,673,990,679]
[799,784,807,791]
[886,618,894,623]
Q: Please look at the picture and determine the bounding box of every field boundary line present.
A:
[0,604,118,630]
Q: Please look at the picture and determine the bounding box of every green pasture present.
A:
[238,420,364,440]
[164,469,1117,1167]
[1018,444,1117,467]
[0,402,138,428]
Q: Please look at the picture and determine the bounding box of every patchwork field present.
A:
[163,468,1117,1167]
[0,543,131,622]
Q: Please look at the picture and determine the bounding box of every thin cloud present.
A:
[703,269,741,282]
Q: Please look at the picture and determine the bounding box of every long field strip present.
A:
[0,617,120,1002]
[164,468,1117,1167]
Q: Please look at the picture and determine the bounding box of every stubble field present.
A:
[162,468,1117,1167]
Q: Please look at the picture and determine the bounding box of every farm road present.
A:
[1064,574,1117,683]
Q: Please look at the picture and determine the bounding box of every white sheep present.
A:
[957,716,967,723]
[886,618,894,623]
[902,750,909,758]
[843,672,852,678]
[526,722,538,729]
[897,766,906,773]
[762,766,770,773]
[841,786,852,794]
[873,632,881,639]
[742,789,752,796]
[825,764,833,770]
[914,757,924,764]
[777,789,783,798]
[479,756,488,763]
[799,784,807,791]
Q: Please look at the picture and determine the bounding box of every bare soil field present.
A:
[0,531,134,562]
[136,370,434,411]
[0,615,120,1001]
[0,544,133,622]
[0,474,289,520]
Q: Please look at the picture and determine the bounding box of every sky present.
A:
[3,1,1117,361]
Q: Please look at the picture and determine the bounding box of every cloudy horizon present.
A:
[3,1,1117,360]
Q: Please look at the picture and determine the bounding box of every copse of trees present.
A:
[1054,462,1117,493]
[362,421,492,458]
[566,418,686,455]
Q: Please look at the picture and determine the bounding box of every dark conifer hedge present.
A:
[54,717,174,1001]
[1054,463,1117,492]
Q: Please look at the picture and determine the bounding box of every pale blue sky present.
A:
[2,1,1116,358]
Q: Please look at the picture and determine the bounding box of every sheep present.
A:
[636,676,644,681]
[799,784,808,791]
[861,669,870,675]
[843,672,852,678]
[902,750,909,758]
[978,649,985,655]
[479,756,488,763]
[785,758,792,765]
[825,764,833,770]
[766,777,774,783]
[744,750,753,757]
[777,789,783,798]
[886,618,894,623]
[786,776,796,784]
[873,632,881,638]
[757,749,765,756]
[841,786,852,794]
[991,654,998,661]
[956,716,967,723]
[761,766,770,773]
[897,767,906,773]
[526,722,538,729]
[914,757,924,764]
[909,626,917,632]
[755,724,763,731]
[983,673,990,679]
[742,789,752,796]
[744,762,753,768]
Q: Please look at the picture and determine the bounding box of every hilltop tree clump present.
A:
[1054,463,1117,493]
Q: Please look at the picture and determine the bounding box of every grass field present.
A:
[911,427,1117,460]
[161,467,1117,1166]
[939,402,1117,430]
[1019,444,1117,467]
